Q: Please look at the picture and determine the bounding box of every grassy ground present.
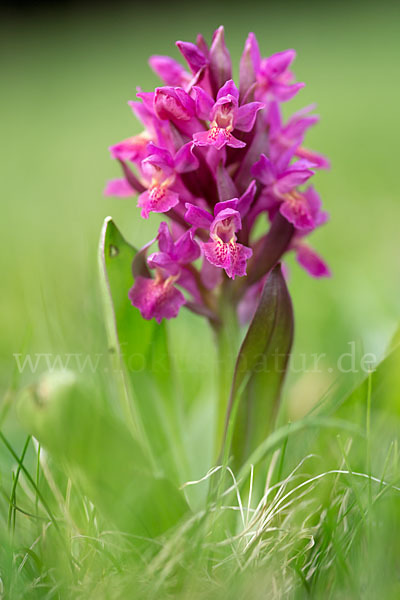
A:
[1,1,400,597]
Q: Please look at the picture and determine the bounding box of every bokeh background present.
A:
[1,0,399,437]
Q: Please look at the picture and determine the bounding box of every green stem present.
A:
[213,283,240,462]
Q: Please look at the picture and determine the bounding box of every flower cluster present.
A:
[105,27,330,325]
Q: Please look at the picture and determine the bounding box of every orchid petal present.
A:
[104,178,135,197]
[176,41,208,74]
[236,101,265,132]
[251,154,277,186]
[296,244,331,278]
[184,203,213,229]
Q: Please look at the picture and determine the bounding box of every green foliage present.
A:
[16,370,189,538]
[226,265,294,471]
[99,217,188,482]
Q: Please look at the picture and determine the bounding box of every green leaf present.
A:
[222,264,294,470]
[98,218,187,482]
[98,216,155,373]
[17,371,189,538]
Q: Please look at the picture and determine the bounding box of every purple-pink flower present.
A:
[192,80,264,150]
[129,222,200,322]
[185,198,253,279]
[106,27,330,324]
[129,274,185,324]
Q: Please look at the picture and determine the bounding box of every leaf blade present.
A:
[222,264,294,469]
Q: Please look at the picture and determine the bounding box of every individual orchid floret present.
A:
[252,151,322,230]
[267,102,330,169]
[255,49,305,102]
[185,199,253,279]
[192,80,264,150]
[129,272,185,323]
[129,222,201,323]
[151,87,202,137]
[138,142,198,218]
[147,221,201,275]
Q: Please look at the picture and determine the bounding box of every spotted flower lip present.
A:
[184,200,253,279]
[106,27,330,323]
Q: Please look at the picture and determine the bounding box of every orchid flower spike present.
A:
[105,27,330,324]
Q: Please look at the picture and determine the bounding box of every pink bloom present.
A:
[151,87,202,137]
[109,131,151,163]
[129,274,185,323]
[148,222,201,275]
[185,199,253,279]
[267,102,330,169]
[192,79,264,150]
[256,49,304,102]
[137,142,198,218]
[252,151,326,231]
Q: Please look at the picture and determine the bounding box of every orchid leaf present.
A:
[222,264,294,470]
[98,217,186,482]
[17,371,189,537]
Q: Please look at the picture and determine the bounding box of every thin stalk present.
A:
[213,282,240,461]
[8,435,31,534]
[35,442,41,517]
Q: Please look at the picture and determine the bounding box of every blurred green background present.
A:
[1,0,399,410]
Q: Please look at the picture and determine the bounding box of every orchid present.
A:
[185,199,253,279]
[105,27,330,328]
[192,80,264,150]
[129,222,201,321]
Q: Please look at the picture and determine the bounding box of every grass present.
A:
[1,1,400,597]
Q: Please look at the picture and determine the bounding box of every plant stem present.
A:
[213,282,240,461]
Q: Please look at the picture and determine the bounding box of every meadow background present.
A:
[1,0,400,596]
